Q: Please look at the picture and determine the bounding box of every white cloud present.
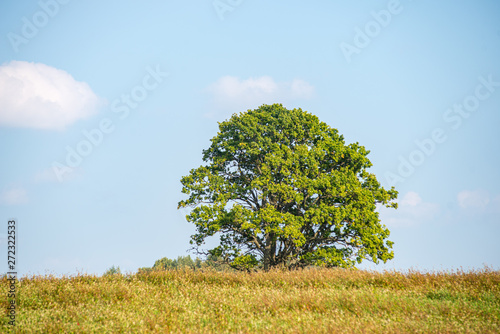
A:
[448,190,500,225]
[205,75,314,117]
[457,190,490,210]
[379,191,439,227]
[0,187,28,206]
[34,166,81,183]
[34,168,60,183]
[400,191,422,206]
[290,78,315,98]
[0,60,104,130]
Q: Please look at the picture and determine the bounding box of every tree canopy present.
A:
[178,104,398,271]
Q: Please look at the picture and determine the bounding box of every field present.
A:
[1,267,499,333]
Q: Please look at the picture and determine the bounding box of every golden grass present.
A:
[1,267,499,333]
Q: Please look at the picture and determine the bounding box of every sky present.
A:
[0,0,499,277]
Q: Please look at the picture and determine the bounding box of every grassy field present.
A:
[1,267,499,333]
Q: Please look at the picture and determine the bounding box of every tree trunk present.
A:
[263,232,276,271]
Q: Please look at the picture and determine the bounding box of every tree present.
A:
[178,104,398,271]
[152,255,203,270]
[103,265,121,276]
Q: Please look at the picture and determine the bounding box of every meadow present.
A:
[1,267,499,333]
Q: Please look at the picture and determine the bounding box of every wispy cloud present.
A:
[399,191,422,207]
[0,186,28,206]
[205,75,314,117]
[379,191,439,227]
[444,190,500,225]
[0,61,104,130]
[457,190,490,210]
[34,167,81,183]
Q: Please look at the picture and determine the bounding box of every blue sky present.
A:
[0,0,499,276]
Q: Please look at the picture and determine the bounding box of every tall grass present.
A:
[1,267,499,333]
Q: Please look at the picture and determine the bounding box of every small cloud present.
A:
[290,79,315,98]
[205,75,314,117]
[34,166,80,183]
[0,60,104,130]
[457,190,490,210]
[380,191,439,227]
[0,187,28,206]
[447,191,500,225]
[400,191,422,206]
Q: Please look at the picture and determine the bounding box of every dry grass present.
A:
[1,267,499,333]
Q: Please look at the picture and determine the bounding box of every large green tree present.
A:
[178,104,397,271]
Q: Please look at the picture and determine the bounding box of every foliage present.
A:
[103,265,121,276]
[2,268,499,333]
[152,255,203,271]
[178,104,398,271]
[136,266,154,274]
[201,254,236,272]
[139,255,235,273]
